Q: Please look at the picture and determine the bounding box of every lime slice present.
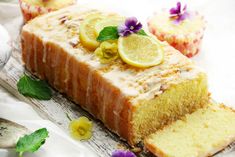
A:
[79,14,104,50]
[95,17,125,36]
[118,34,164,68]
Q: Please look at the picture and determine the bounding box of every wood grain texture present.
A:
[0,28,234,157]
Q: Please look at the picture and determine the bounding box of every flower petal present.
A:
[125,151,136,157]
[125,17,138,27]
[169,8,179,15]
[173,18,181,25]
[118,17,143,36]
[182,4,187,12]
[122,30,132,37]
[111,150,136,157]
[118,24,128,36]
[170,2,189,24]
[173,12,189,24]
[118,29,132,37]
[112,150,126,157]
[179,12,189,21]
[132,22,142,33]
[69,117,93,140]
[176,2,181,12]
[169,2,181,15]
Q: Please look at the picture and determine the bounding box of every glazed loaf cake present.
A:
[21,5,209,145]
[145,104,235,157]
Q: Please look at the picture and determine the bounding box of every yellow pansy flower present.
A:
[69,116,93,140]
[94,40,119,64]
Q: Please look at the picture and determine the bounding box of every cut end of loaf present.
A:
[145,104,235,157]
[130,73,208,145]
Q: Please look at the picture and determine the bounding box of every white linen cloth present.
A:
[0,0,235,157]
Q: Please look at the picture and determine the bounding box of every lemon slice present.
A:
[94,17,125,36]
[79,14,104,50]
[118,34,164,68]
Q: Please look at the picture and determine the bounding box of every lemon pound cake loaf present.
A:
[145,104,235,157]
[21,5,209,145]
[148,2,206,57]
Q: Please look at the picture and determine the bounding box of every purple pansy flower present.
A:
[111,150,136,157]
[118,17,142,37]
[169,2,189,24]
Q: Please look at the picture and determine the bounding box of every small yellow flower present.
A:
[94,40,119,63]
[69,116,93,140]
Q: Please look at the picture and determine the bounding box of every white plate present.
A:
[0,24,11,70]
[0,120,97,157]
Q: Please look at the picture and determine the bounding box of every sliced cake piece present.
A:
[21,5,209,145]
[145,104,235,157]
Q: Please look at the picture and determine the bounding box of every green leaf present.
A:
[17,75,52,100]
[16,128,49,157]
[137,29,148,36]
[97,26,119,42]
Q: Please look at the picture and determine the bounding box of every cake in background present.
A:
[148,2,206,58]
[19,0,76,22]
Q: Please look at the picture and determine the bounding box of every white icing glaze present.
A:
[72,60,78,102]
[26,38,32,70]
[179,67,204,80]
[102,68,139,97]
[113,93,125,132]
[85,68,93,111]
[64,55,70,92]
[53,48,60,87]
[42,39,47,63]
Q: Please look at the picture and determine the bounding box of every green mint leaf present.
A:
[137,29,148,36]
[16,128,49,157]
[17,75,52,100]
[97,26,119,42]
